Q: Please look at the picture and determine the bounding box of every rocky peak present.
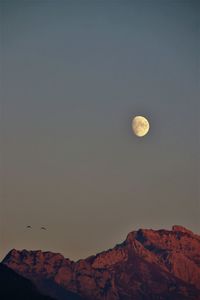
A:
[2,226,200,300]
[172,225,194,235]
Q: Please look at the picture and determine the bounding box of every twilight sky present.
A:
[1,0,199,260]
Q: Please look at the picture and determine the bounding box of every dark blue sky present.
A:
[1,0,199,260]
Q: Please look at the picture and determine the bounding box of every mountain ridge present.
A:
[2,225,200,300]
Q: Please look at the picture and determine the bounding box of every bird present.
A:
[26,225,32,229]
[41,227,47,230]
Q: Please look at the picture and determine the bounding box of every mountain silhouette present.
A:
[2,225,200,300]
[0,263,85,300]
[0,263,55,300]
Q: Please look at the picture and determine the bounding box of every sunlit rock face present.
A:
[2,226,200,300]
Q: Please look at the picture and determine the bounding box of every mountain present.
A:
[2,225,200,300]
[0,262,85,300]
[0,263,55,300]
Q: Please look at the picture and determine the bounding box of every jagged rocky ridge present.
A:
[2,225,200,300]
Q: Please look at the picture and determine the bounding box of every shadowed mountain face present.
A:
[0,263,55,300]
[2,226,200,300]
[0,263,85,300]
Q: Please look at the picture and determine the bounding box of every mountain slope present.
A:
[2,225,200,300]
[0,263,54,300]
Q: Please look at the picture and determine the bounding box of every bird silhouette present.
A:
[41,227,47,230]
[26,226,32,229]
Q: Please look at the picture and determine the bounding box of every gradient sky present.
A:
[1,0,199,261]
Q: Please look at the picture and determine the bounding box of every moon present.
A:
[132,116,150,137]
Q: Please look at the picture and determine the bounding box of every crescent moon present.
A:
[132,116,150,137]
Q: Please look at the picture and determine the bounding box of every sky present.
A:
[0,0,199,261]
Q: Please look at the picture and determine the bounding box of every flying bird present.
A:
[26,225,32,229]
[41,227,47,230]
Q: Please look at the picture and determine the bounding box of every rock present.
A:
[172,225,194,235]
[2,226,200,300]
